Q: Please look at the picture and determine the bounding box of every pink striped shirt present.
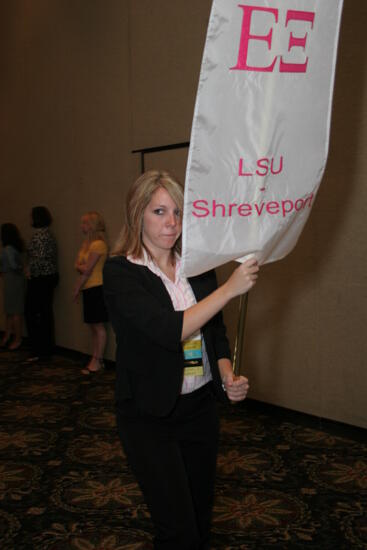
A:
[127,252,212,394]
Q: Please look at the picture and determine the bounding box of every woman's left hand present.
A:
[72,287,80,302]
[222,372,249,402]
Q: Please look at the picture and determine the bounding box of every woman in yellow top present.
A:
[73,211,108,374]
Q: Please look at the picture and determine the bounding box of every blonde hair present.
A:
[112,170,184,259]
[81,211,107,246]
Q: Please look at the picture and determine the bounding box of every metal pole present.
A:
[232,293,249,376]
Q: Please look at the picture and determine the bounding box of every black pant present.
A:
[117,383,219,550]
[25,273,59,357]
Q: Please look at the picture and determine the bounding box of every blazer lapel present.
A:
[188,275,206,303]
[139,264,174,310]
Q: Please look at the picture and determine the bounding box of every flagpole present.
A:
[232,292,249,376]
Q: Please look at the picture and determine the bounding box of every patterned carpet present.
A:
[0,347,366,549]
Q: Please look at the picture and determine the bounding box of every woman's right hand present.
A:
[182,258,260,341]
[224,258,259,299]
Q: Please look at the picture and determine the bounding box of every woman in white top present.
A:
[0,223,25,350]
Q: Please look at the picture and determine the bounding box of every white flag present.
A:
[182,0,344,277]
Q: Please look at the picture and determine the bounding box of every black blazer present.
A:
[103,256,231,417]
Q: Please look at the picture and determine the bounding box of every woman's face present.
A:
[142,187,182,257]
[81,217,90,234]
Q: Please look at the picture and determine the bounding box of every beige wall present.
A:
[0,1,366,428]
[0,0,133,357]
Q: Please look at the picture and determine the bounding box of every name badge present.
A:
[182,335,204,377]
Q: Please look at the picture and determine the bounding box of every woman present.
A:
[25,206,58,362]
[73,211,108,374]
[0,223,26,350]
[103,170,259,549]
